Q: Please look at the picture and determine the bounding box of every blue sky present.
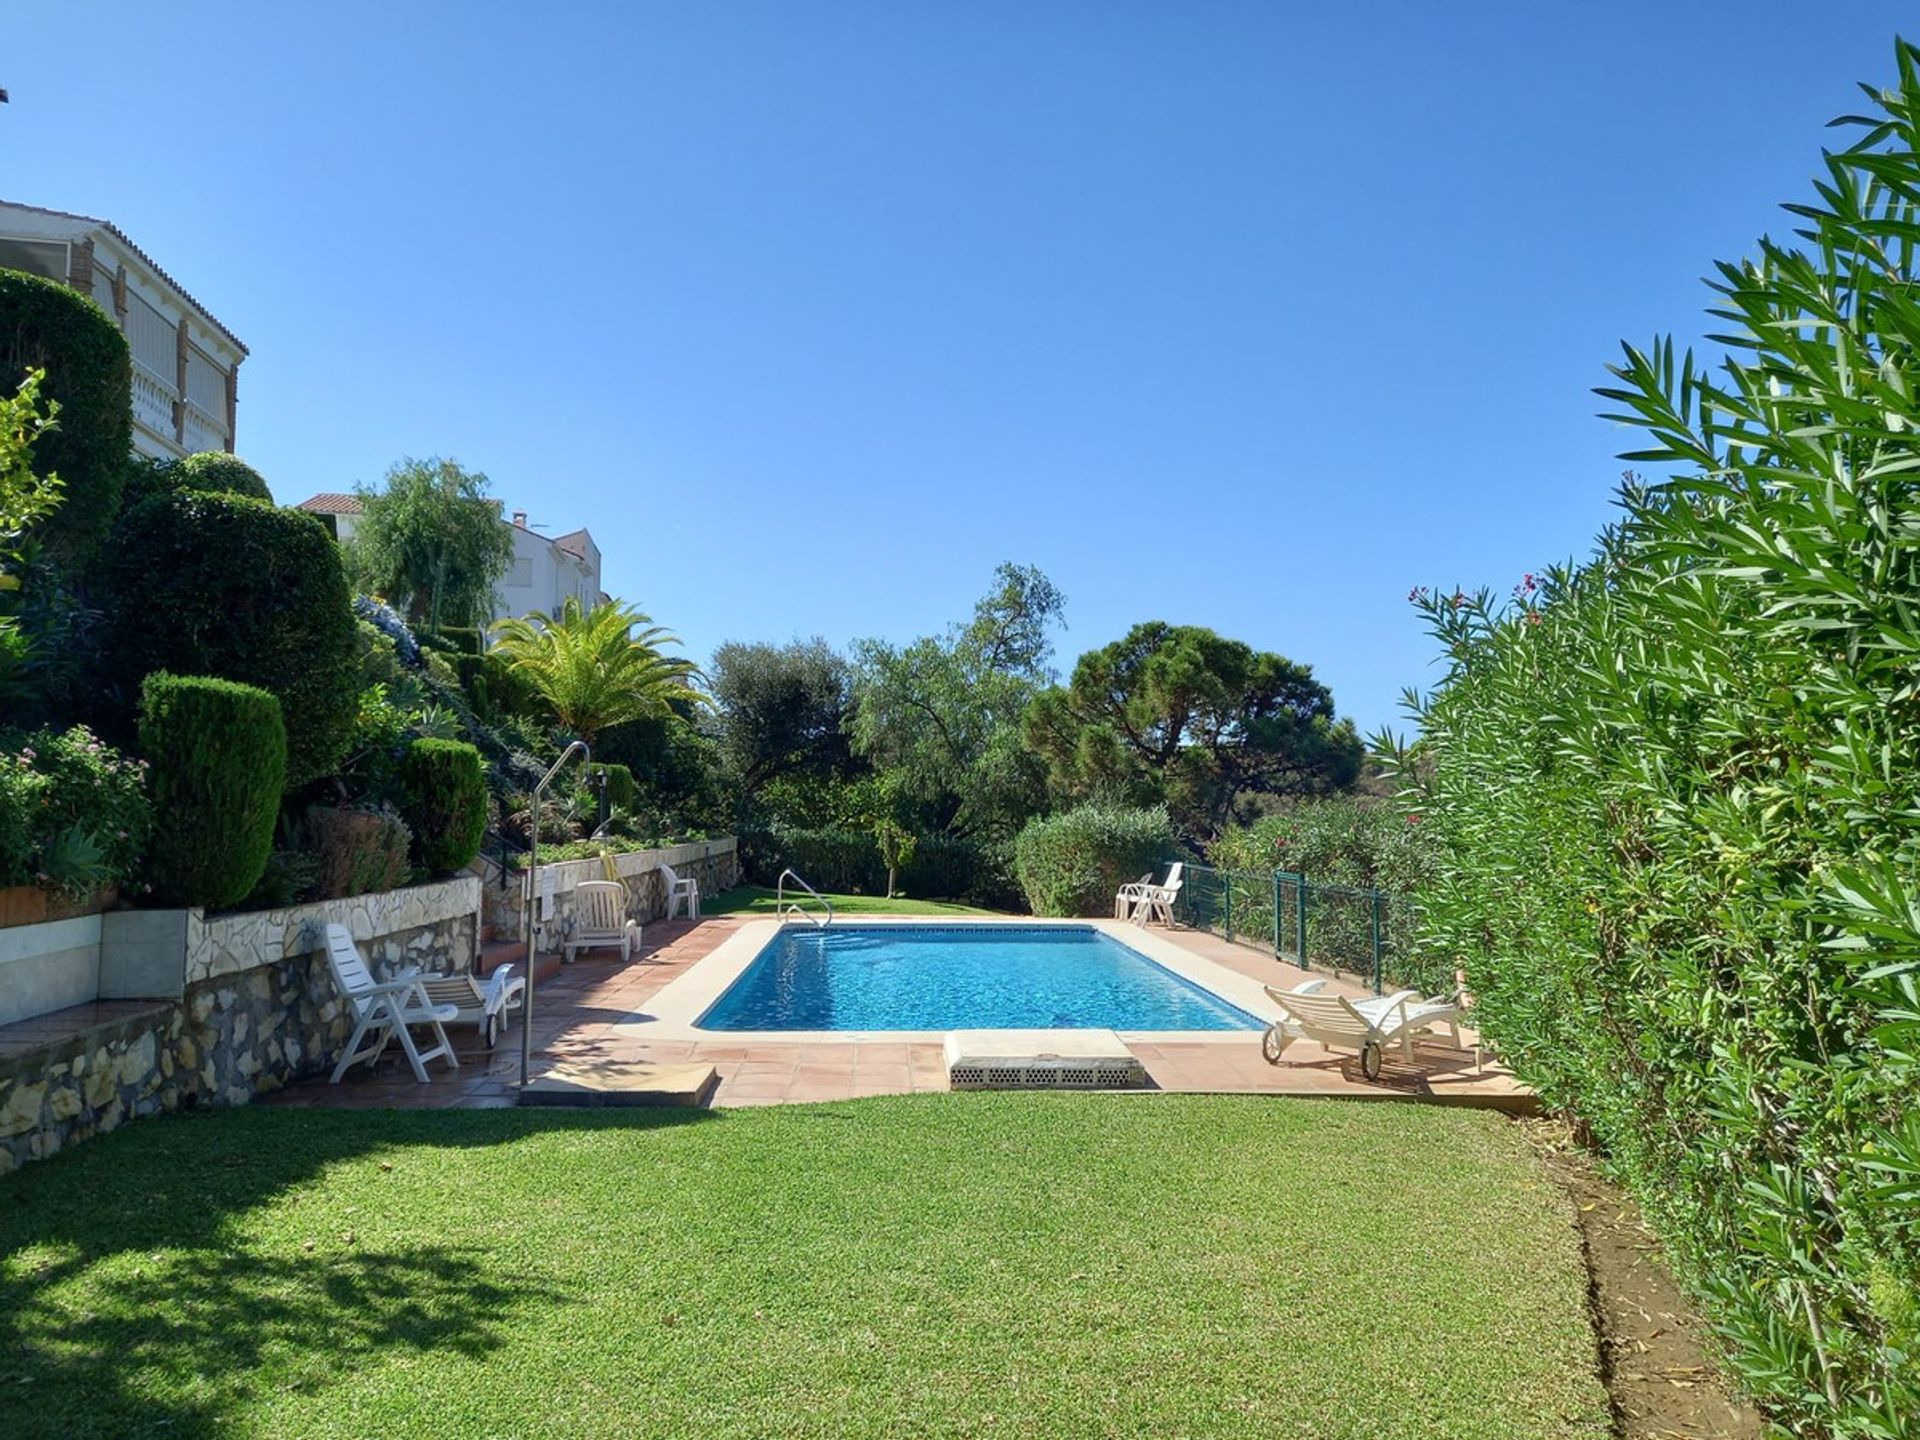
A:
[4,3,1905,732]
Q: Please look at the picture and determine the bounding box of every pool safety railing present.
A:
[1170,862,1442,998]
[775,868,834,928]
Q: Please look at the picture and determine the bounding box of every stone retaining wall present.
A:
[480,837,740,941]
[0,877,480,1173]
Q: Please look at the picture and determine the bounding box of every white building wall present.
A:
[490,523,601,623]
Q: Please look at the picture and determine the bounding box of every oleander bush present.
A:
[101,492,358,788]
[138,673,285,909]
[1391,46,1920,1436]
[0,269,130,570]
[1012,803,1175,917]
[0,726,151,898]
[400,738,487,874]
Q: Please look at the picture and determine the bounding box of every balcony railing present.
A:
[181,401,228,456]
[131,366,173,439]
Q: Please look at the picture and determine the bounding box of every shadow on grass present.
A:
[0,1106,720,1439]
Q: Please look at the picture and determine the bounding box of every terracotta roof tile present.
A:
[295,492,364,515]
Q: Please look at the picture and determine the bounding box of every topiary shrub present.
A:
[138,673,285,909]
[0,269,131,571]
[166,451,272,502]
[585,762,636,814]
[1013,803,1176,917]
[400,738,486,874]
[102,493,358,789]
[299,805,411,899]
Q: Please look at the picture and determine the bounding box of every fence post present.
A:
[1222,872,1233,941]
[1371,888,1384,995]
[1271,870,1281,959]
[1295,874,1308,970]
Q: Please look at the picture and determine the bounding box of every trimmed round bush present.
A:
[585,762,637,814]
[168,451,272,502]
[102,492,358,789]
[0,268,132,569]
[401,738,487,874]
[138,672,285,908]
[1013,803,1177,917]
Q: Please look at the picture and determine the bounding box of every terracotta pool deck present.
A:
[262,913,1532,1113]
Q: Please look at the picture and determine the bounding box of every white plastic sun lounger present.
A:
[414,965,526,1049]
[324,923,460,1084]
[564,879,641,963]
[1259,977,1462,1080]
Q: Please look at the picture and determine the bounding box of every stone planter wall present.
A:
[479,837,740,942]
[0,877,481,1173]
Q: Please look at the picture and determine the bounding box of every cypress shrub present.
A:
[138,673,285,909]
[401,738,487,874]
[585,762,637,813]
[1013,803,1175,917]
[101,492,358,788]
[0,268,131,570]
[167,451,272,502]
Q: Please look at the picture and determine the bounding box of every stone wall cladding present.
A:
[481,837,741,940]
[0,879,479,1174]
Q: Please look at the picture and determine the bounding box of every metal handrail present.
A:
[774,868,833,928]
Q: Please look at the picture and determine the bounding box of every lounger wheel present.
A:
[483,1012,500,1049]
[1261,1024,1291,1066]
[1360,1040,1383,1081]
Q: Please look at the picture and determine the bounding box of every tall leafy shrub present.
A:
[1013,803,1175,917]
[0,269,130,570]
[401,738,487,874]
[138,673,284,909]
[102,493,358,788]
[1398,46,1920,1436]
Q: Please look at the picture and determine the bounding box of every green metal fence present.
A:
[1171,862,1437,995]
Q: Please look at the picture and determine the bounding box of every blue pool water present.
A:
[696,924,1262,1032]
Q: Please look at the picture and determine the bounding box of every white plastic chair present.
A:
[564,879,641,963]
[1126,862,1185,926]
[415,965,526,1049]
[323,923,459,1084]
[1259,977,1462,1080]
[657,862,700,920]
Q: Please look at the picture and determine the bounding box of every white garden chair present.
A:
[1259,977,1462,1080]
[323,923,460,1084]
[414,965,526,1049]
[564,879,641,963]
[1122,862,1184,926]
[657,862,700,920]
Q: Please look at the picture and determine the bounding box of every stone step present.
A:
[516,1060,719,1109]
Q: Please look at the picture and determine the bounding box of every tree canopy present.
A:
[1024,621,1362,840]
[849,563,1063,839]
[346,457,514,632]
[490,597,703,745]
[709,637,854,805]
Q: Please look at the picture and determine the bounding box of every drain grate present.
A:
[943,1030,1147,1090]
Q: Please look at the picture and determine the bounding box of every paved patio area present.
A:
[262,913,1531,1112]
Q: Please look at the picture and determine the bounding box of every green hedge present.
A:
[585,762,637,813]
[102,493,358,789]
[138,673,285,909]
[1012,803,1176,917]
[166,452,271,502]
[400,738,486,874]
[740,823,1000,903]
[1404,49,1920,1435]
[0,268,131,569]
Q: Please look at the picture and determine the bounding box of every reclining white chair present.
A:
[414,964,526,1049]
[564,879,641,963]
[1118,862,1184,926]
[1259,976,1462,1080]
[323,923,460,1084]
[657,862,701,921]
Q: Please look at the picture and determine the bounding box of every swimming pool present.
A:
[695,924,1262,1032]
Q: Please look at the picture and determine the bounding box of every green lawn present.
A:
[703,884,1000,917]
[0,1097,1608,1440]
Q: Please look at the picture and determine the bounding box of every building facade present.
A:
[0,199,248,460]
[292,494,604,624]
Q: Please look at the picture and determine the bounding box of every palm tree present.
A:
[489,598,703,743]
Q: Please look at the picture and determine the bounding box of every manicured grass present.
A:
[703,884,999,917]
[0,1097,1608,1439]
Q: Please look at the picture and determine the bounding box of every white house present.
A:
[0,199,248,460]
[292,494,605,624]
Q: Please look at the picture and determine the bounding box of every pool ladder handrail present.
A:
[775,868,834,928]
